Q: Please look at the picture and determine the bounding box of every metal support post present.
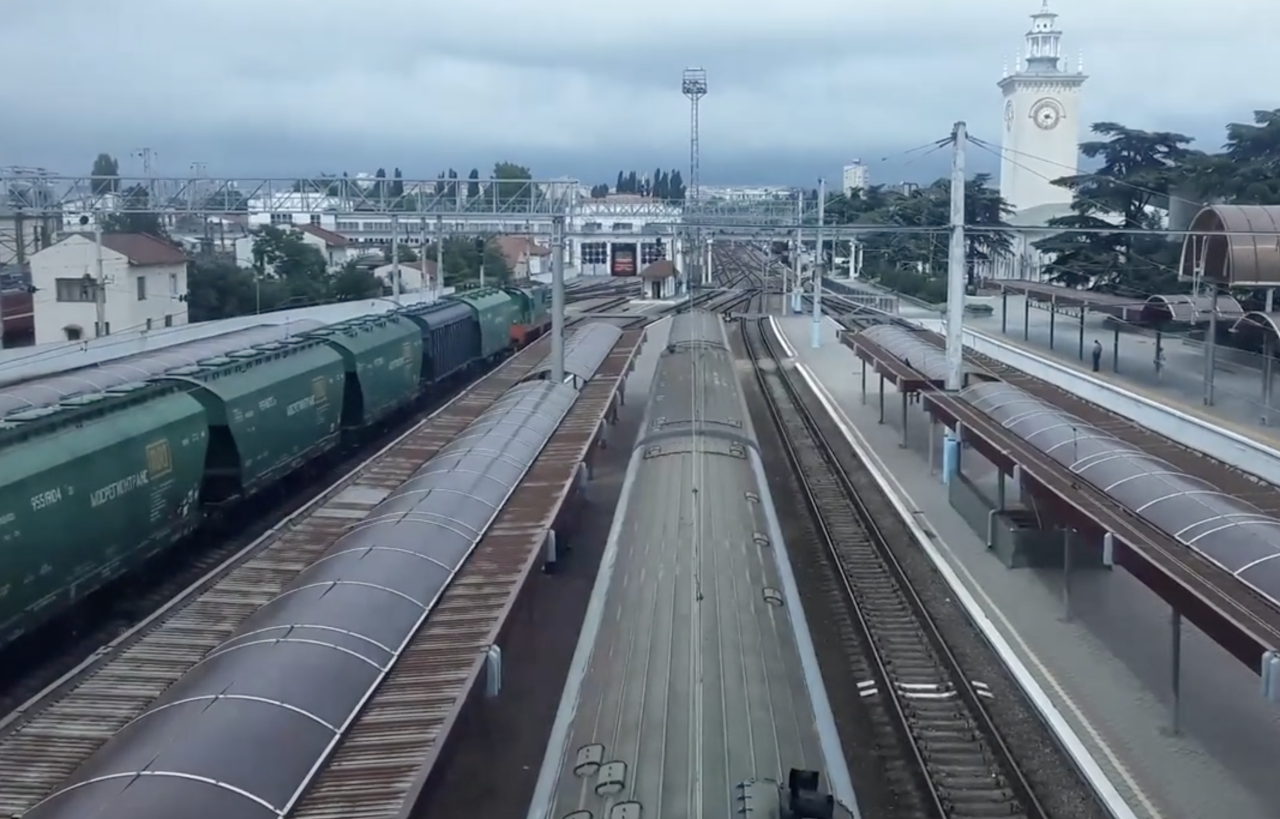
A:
[550,215,566,383]
[1169,609,1183,735]
[1204,284,1218,406]
[899,393,908,448]
[810,178,826,349]
[1077,307,1086,360]
[1049,301,1056,349]
[1061,528,1073,621]
[434,216,444,299]
[928,417,936,474]
[944,122,967,390]
[791,197,803,315]
[878,374,885,423]
[418,220,429,293]
[860,358,867,405]
[1024,297,1030,340]
[93,222,107,337]
[390,214,401,302]
[1264,334,1274,426]
[1001,289,1008,333]
[1113,326,1121,373]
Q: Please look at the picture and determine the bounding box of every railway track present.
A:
[740,316,1045,819]
[0,310,661,817]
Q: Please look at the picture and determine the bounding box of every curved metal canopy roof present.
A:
[962,381,1280,605]
[859,324,950,381]
[526,322,623,385]
[0,321,325,420]
[25,380,579,819]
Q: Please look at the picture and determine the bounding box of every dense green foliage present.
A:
[824,108,1280,304]
[822,174,1011,302]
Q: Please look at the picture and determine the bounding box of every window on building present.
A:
[611,222,633,232]
[310,214,322,225]
[164,314,173,327]
[146,318,153,330]
[55,277,97,302]
[169,273,178,295]
[64,326,83,341]
[270,213,294,225]
[136,275,147,300]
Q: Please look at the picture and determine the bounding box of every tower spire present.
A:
[1022,0,1063,73]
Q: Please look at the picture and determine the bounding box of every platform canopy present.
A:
[1180,204,1280,288]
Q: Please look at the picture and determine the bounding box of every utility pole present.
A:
[419,219,429,293]
[810,178,826,349]
[134,147,157,204]
[435,216,444,300]
[94,222,107,337]
[390,214,401,302]
[792,195,803,315]
[551,215,566,382]
[945,121,968,391]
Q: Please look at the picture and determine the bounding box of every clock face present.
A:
[1004,100,1015,130]
[1033,100,1061,130]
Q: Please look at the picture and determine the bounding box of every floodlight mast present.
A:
[682,68,707,290]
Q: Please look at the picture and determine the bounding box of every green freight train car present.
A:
[308,314,423,430]
[451,288,521,362]
[159,338,346,503]
[0,383,208,645]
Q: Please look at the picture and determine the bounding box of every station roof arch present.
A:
[1180,204,1280,288]
[1141,293,1243,325]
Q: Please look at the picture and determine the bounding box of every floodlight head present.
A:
[681,67,708,99]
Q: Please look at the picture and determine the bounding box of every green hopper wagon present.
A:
[308,313,424,429]
[451,288,521,362]
[159,338,346,503]
[0,383,208,645]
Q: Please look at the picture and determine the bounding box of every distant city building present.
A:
[841,161,868,195]
[30,232,189,343]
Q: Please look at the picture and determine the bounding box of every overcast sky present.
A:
[0,0,1274,186]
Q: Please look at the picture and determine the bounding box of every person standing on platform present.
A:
[1091,340,1103,372]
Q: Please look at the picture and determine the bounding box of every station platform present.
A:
[970,295,1280,448]
[773,314,1280,819]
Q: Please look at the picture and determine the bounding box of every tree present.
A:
[382,244,418,263]
[101,184,166,235]
[492,161,532,206]
[589,183,609,198]
[1035,123,1193,292]
[467,168,480,200]
[90,153,120,195]
[668,170,686,200]
[331,260,383,301]
[250,225,332,305]
[391,168,404,199]
[615,171,624,194]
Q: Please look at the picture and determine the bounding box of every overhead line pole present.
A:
[945,121,968,391]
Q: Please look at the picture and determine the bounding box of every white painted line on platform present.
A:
[792,359,1157,819]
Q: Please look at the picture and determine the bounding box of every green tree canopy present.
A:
[90,153,119,195]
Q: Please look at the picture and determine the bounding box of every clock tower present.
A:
[997,1,1086,217]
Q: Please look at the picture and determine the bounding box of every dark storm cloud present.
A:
[0,0,1273,183]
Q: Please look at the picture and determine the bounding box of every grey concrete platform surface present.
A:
[535,320,833,819]
[971,295,1280,444]
[776,314,1280,819]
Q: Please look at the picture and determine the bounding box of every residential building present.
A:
[30,233,189,343]
[841,161,868,195]
[495,235,551,279]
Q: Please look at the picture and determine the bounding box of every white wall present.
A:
[373,263,431,293]
[31,236,188,344]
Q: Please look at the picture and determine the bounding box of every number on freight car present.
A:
[145,439,173,478]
